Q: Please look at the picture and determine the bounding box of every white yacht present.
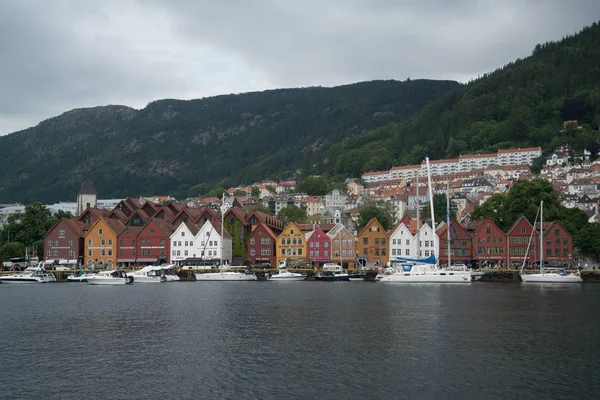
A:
[129,266,168,283]
[0,265,57,283]
[66,271,95,282]
[158,264,180,282]
[520,201,582,284]
[87,270,134,285]
[377,257,471,283]
[195,266,255,281]
[268,268,305,281]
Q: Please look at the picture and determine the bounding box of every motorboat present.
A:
[129,266,168,283]
[195,266,255,281]
[0,265,57,283]
[268,268,305,281]
[157,264,180,282]
[87,270,134,285]
[315,264,349,281]
[66,271,95,282]
[377,258,471,283]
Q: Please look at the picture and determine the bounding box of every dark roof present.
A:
[78,180,97,195]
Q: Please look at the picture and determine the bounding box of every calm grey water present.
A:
[0,281,599,400]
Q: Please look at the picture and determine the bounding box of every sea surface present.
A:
[1,281,599,400]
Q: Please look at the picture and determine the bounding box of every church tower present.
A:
[77,180,97,216]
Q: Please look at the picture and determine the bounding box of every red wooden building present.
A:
[306,225,332,267]
[537,221,573,266]
[136,218,174,265]
[436,221,474,266]
[506,216,539,267]
[470,217,507,268]
[43,218,86,263]
[246,222,278,267]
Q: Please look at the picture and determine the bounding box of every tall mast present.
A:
[221,192,225,267]
[540,200,544,272]
[416,173,420,257]
[425,158,435,255]
[447,181,451,267]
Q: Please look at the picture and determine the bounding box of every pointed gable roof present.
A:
[224,207,248,226]
[77,207,111,225]
[506,215,534,235]
[357,217,388,238]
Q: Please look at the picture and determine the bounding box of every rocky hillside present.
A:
[0,79,460,203]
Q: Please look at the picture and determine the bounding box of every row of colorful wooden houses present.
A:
[43,197,574,269]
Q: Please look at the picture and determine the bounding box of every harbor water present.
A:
[1,282,599,399]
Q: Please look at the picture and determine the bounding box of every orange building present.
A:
[83,217,124,268]
[356,218,389,266]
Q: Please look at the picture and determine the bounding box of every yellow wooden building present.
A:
[275,222,307,266]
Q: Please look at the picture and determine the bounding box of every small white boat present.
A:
[268,268,305,281]
[157,264,180,282]
[377,258,471,284]
[129,266,168,283]
[66,272,95,282]
[195,266,255,281]
[87,270,134,285]
[0,265,57,283]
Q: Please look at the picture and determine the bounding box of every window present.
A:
[406,239,409,245]
[98,229,103,235]
[315,251,319,257]
[405,249,410,256]
[53,250,58,256]
[88,249,92,256]
[363,248,368,255]
[382,249,386,256]
[47,249,52,256]
[101,250,106,256]
[172,250,176,256]
[147,239,152,246]
[324,242,329,248]
[563,238,568,245]
[150,229,154,233]
[393,239,396,245]
[292,238,297,245]
[315,242,319,248]
[250,238,255,245]
[520,228,526,234]
[141,239,145,246]
[554,229,559,236]
[69,249,74,257]
[58,229,65,236]
[298,249,302,256]
[120,250,124,256]
[184,250,188,256]
[48,239,52,246]
[101,239,106,246]
[375,238,380,245]
[160,239,165,245]
[281,249,285,255]
[392,249,396,256]
[108,239,112,246]
[382,238,386,245]
[132,250,136,255]
[486,227,491,234]
[181,232,185,237]
[290,230,294,235]
[363,238,368,245]
[250,249,256,256]
[108,249,113,256]
[298,239,302,245]
[54,240,59,246]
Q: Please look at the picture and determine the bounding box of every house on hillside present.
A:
[356,218,389,266]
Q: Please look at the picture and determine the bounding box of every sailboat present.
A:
[194,194,255,281]
[377,158,471,283]
[520,201,582,283]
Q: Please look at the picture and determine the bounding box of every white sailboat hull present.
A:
[520,273,582,283]
[378,271,471,283]
[195,271,255,281]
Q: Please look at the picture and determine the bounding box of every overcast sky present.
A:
[0,1,598,135]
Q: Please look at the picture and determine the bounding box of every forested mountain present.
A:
[329,22,600,177]
[0,79,459,203]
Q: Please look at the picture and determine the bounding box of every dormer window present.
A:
[98,228,103,235]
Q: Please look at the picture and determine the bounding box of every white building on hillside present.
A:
[459,153,498,172]
[497,147,542,166]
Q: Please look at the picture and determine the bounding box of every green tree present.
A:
[2,202,57,245]
[233,189,247,197]
[502,179,562,229]
[421,193,458,226]
[295,176,331,196]
[245,203,274,216]
[574,223,600,263]
[277,205,308,225]
[357,201,394,231]
[471,193,508,230]
[205,187,227,198]
[0,242,26,260]
[530,156,546,174]
[251,186,260,197]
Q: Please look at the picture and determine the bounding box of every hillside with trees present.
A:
[0,79,459,203]
[329,22,600,177]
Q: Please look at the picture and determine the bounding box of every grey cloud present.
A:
[1,0,598,134]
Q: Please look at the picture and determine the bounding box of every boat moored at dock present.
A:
[0,265,57,283]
